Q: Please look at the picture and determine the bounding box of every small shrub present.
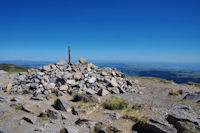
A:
[182,124,199,133]
[132,104,142,110]
[94,122,103,132]
[139,117,149,125]
[15,104,23,110]
[187,82,200,88]
[103,96,129,110]
[73,94,98,103]
[125,108,143,120]
[44,93,54,99]
[168,90,180,96]
[38,113,48,121]
[77,102,96,110]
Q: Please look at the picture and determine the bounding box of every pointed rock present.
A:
[54,98,73,112]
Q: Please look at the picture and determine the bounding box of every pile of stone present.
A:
[8,58,140,96]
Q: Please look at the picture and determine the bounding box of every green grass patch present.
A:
[132,103,142,110]
[128,76,173,84]
[73,94,99,110]
[187,82,200,88]
[75,101,97,110]
[15,104,23,110]
[168,90,180,96]
[44,93,54,99]
[180,99,200,107]
[103,96,129,110]
[38,113,49,121]
[123,108,149,125]
[94,122,103,132]
[73,94,99,103]
[0,64,30,73]
[182,124,199,133]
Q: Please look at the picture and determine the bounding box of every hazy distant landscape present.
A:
[1,60,200,84]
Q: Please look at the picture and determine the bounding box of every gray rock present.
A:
[22,104,34,114]
[54,98,73,112]
[74,72,82,80]
[167,113,200,133]
[59,85,68,91]
[98,88,109,96]
[88,77,96,84]
[60,126,79,133]
[174,105,191,110]
[63,73,73,79]
[67,80,76,85]
[109,77,118,87]
[42,65,51,71]
[86,88,96,95]
[109,126,122,132]
[61,113,68,120]
[22,116,36,124]
[133,117,177,133]
[0,96,8,102]
[108,87,120,94]
[184,92,200,103]
[46,83,55,90]
[108,112,120,120]
[30,83,38,90]
[118,87,126,93]
[79,58,87,64]
[45,109,59,119]
[0,129,5,133]
[31,96,44,101]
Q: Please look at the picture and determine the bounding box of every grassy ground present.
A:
[0,64,30,73]
[186,82,200,88]
[128,76,174,84]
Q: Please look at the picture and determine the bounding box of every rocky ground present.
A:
[0,59,200,133]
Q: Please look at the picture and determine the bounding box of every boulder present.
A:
[63,73,73,79]
[98,88,109,96]
[133,117,177,133]
[54,98,73,112]
[45,109,59,119]
[30,83,38,90]
[6,83,12,92]
[184,92,200,103]
[88,77,96,84]
[86,88,96,95]
[74,72,82,80]
[22,116,36,124]
[59,85,68,91]
[56,60,68,66]
[166,113,200,128]
[46,83,55,90]
[87,63,94,68]
[67,80,76,85]
[79,58,87,64]
[22,104,35,114]
[109,78,118,87]
[42,65,51,71]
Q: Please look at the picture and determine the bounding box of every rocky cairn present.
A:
[8,59,140,97]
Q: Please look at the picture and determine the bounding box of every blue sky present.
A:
[0,0,200,62]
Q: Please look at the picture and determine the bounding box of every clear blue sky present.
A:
[0,0,200,62]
